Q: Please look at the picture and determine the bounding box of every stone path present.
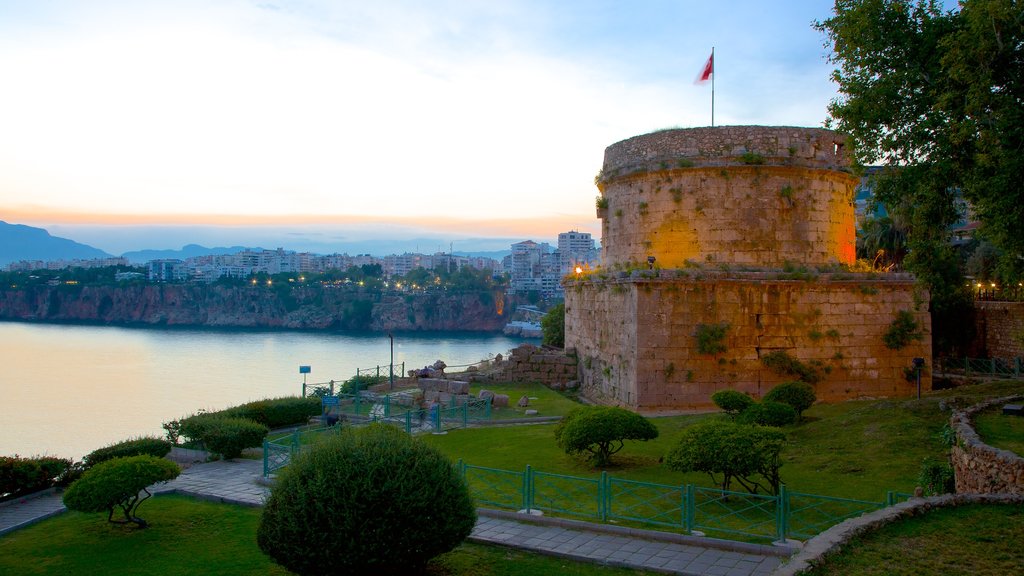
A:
[0,458,792,575]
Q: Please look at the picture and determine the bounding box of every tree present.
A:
[62,455,180,528]
[257,424,476,575]
[762,382,817,420]
[816,0,1023,350]
[554,406,659,466]
[665,420,786,494]
[710,390,755,418]
[541,302,565,347]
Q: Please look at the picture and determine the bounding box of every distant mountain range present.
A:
[0,221,517,267]
[0,220,111,267]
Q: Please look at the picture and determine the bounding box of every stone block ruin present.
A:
[565,126,932,410]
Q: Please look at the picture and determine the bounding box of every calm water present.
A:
[0,322,533,460]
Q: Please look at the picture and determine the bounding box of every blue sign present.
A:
[299,365,311,374]
[322,396,340,407]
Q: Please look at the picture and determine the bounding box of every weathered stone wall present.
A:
[490,344,578,386]
[973,301,1024,359]
[950,395,1024,495]
[597,126,858,268]
[566,270,931,409]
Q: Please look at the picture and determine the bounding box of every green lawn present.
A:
[973,406,1024,456]
[424,380,1024,501]
[802,503,1024,576]
[469,381,582,419]
[0,495,654,576]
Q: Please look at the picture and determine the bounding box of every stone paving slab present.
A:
[1,458,790,576]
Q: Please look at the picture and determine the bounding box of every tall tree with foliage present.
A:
[541,302,565,347]
[816,0,1023,353]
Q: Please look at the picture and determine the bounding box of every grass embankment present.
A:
[803,503,1024,576]
[973,406,1024,456]
[423,380,1024,500]
[0,495,655,576]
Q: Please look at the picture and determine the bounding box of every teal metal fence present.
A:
[454,461,905,543]
[938,356,1021,379]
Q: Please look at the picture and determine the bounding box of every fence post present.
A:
[433,405,441,432]
[886,491,895,507]
[263,440,269,477]
[775,485,789,543]
[330,380,335,396]
[1016,357,1021,378]
[965,357,970,376]
[685,484,695,534]
[525,465,533,513]
[302,382,306,398]
[292,429,300,453]
[404,410,411,433]
[462,401,468,428]
[357,367,360,377]
[376,365,380,378]
[385,395,391,417]
[991,358,997,376]
[599,472,608,522]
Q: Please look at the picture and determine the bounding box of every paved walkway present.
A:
[0,458,791,575]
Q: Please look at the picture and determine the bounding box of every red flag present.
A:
[695,52,713,84]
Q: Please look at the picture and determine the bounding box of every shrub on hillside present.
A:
[178,415,268,459]
[763,381,816,419]
[541,302,565,348]
[257,424,476,575]
[665,420,786,494]
[554,406,659,466]
[62,455,180,528]
[83,437,172,469]
[738,401,797,427]
[0,456,73,498]
[221,396,321,429]
[918,459,955,496]
[710,390,755,418]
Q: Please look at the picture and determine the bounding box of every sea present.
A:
[0,321,535,460]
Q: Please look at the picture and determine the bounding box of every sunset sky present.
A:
[0,1,945,255]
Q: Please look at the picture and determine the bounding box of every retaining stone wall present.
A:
[950,395,1024,495]
[973,301,1024,359]
[490,344,578,386]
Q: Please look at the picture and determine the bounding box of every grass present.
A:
[469,381,582,420]
[0,495,654,576]
[973,406,1024,456]
[424,380,1024,501]
[803,503,1024,576]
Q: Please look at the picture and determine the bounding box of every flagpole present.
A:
[711,46,715,127]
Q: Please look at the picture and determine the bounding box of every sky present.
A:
[1,0,858,255]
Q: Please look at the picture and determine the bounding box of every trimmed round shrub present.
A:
[222,396,321,429]
[738,401,797,427]
[763,381,816,418]
[257,424,476,575]
[710,389,755,417]
[665,420,786,494]
[84,437,172,468]
[201,417,269,459]
[63,455,180,528]
[554,406,659,466]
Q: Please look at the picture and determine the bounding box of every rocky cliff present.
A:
[0,285,511,332]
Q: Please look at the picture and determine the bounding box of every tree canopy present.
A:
[816,0,1023,345]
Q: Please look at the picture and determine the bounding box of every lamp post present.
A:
[913,357,925,400]
[389,332,394,391]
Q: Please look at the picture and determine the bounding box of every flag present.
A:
[695,52,713,84]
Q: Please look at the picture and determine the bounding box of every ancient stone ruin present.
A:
[565,126,932,410]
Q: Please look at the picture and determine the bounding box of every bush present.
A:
[541,302,565,348]
[760,350,824,384]
[178,415,268,459]
[918,459,955,496]
[665,420,786,494]
[257,424,476,575]
[710,390,754,418]
[763,381,816,419]
[339,374,387,395]
[221,396,321,429]
[83,437,172,469]
[0,456,72,498]
[554,406,659,466]
[62,455,180,528]
[738,401,797,427]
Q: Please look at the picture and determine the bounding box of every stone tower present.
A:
[564,126,931,409]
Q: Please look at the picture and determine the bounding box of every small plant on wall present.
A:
[695,323,730,355]
[761,350,823,384]
[596,196,609,210]
[738,152,765,165]
[883,310,923,350]
[638,201,649,216]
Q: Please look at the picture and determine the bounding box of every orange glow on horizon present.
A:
[3,208,597,239]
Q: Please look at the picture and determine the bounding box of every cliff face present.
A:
[0,285,511,332]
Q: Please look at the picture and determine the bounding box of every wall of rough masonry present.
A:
[565,271,931,409]
[489,344,579,387]
[566,126,930,411]
[596,126,858,269]
[973,301,1024,359]
[950,395,1024,495]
